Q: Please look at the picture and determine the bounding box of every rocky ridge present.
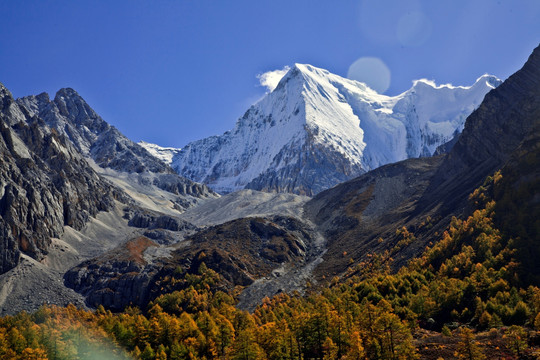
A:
[0,82,216,315]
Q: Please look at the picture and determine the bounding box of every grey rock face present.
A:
[0,83,124,274]
[124,207,197,232]
[151,173,212,198]
[17,89,168,173]
[17,88,215,199]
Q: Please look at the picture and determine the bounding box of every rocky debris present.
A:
[0,205,139,316]
[0,254,87,316]
[172,216,318,287]
[64,215,320,311]
[179,189,309,227]
[305,156,444,277]
[235,215,327,312]
[142,229,179,245]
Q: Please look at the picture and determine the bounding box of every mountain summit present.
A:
[170,64,500,195]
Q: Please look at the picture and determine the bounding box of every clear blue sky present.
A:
[1,1,539,147]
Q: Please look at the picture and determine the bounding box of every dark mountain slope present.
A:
[492,123,540,284]
[64,216,317,311]
[305,155,444,277]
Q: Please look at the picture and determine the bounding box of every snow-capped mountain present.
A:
[170,64,501,195]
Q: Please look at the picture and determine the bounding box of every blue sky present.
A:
[1,1,539,147]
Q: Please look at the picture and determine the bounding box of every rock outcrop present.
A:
[124,207,197,233]
[63,236,161,310]
[64,216,318,310]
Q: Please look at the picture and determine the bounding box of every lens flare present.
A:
[347,57,391,94]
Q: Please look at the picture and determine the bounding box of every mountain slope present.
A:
[0,82,219,314]
[171,64,500,195]
[419,43,540,218]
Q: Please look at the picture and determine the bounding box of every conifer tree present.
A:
[456,327,485,360]
[504,325,528,358]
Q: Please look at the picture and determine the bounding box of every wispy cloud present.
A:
[257,66,290,92]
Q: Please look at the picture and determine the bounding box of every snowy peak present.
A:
[280,63,373,93]
[170,63,500,195]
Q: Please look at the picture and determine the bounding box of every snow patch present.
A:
[139,141,181,165]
